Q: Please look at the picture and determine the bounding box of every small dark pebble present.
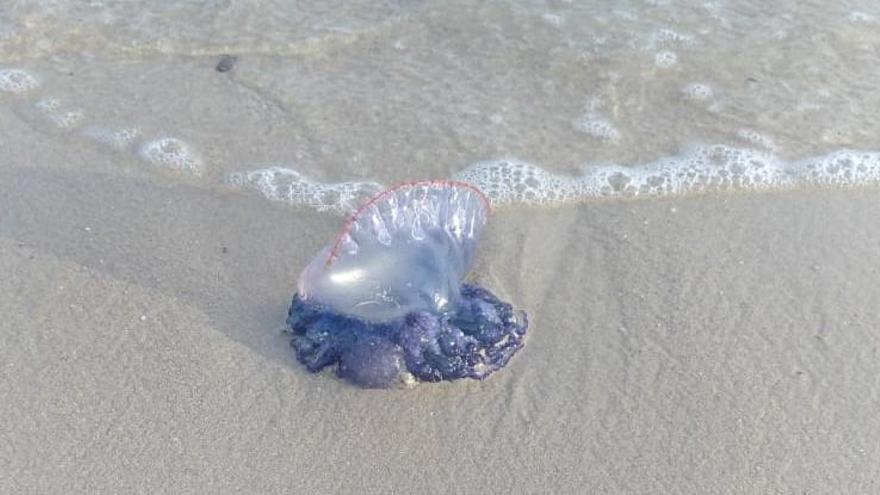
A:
[215,55,237,73]
[221,246,228,254]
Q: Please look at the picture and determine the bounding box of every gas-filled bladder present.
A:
[287,180,528,388]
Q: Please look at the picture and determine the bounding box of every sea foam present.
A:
[226,167,383,214]
[139,137,203,175]
[34,97,86,129]
[654,51,678,68]
[82,126,141,151]
[229,147,880,213]
[227,145,880,214]
[453,146,880,206]
[0,68,40,93]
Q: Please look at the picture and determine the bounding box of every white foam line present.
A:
[229,146,880,214]
[226,166,384,214]
[227,145,880,214]
[452,145,880,206]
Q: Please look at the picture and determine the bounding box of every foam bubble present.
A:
[82,126,141,150]
[34,98,60,112]
[542,13,563,27]
[33,97,85,129]
[48,109,85,128]
[139,137,203,175]
[794,151,880,187]
[655,29,693,44]
[848,12,876,23]
[227,166,384,214]
[452,146,880,207]
[0,68,40,93]
[736,129,777,151]
[613,10,638,21]
[452,158,587,205]
[682,82,713,101]
[573,115,621,142]
[654,51,678,68]
[647,28,693,50]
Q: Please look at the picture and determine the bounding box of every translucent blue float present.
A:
[287,180,528,388]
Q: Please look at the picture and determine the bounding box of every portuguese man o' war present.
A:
[286,180,528,388]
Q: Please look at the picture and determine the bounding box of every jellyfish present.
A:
[286,180,528,388]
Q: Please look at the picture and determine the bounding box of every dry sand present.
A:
[2,156,879,493]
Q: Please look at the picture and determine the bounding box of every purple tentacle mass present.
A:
[287,283,527,388]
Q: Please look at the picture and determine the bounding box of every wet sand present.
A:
[2,155,879,492]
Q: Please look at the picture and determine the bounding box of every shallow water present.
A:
[2,0,879,208]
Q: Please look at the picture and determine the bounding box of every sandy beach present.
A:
[3,1,880,493]
[4,159,880,492]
